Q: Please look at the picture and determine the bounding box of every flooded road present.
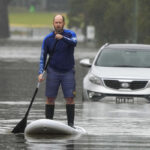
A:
[1,44,150,149]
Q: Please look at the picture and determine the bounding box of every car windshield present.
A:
[95,48,150,68]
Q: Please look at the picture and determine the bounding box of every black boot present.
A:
[66,104,75,128]
[45,104,55,119]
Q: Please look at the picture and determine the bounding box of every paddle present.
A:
[12,40,58,133]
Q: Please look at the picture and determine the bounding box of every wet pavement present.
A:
[1,43,150,149]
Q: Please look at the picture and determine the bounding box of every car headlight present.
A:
[88,74,103,85]
[146,81,150,88]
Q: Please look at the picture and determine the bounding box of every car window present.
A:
[95,48,150,68]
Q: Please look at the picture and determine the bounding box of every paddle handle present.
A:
[37,70,46,88]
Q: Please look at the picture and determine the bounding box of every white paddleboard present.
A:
[25,119,86,135]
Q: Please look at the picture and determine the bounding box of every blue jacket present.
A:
[39,29,77,74]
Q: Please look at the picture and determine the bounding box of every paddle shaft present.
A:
[12,40,58,133]
[25,40,58,118]
[24,66,47,118]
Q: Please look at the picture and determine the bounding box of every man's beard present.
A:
[54,27,63,34]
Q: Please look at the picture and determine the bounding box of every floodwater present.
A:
[1,44,150,150]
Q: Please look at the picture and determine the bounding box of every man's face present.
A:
[53,16,64,33]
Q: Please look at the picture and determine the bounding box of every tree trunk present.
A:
[0,0,9,38]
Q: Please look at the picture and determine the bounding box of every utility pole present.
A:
[133,0,138,43]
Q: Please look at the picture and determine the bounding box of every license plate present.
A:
[116,97,134,103]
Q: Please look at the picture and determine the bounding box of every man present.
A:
[38,14,77,128]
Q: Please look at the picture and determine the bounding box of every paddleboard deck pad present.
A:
[25,119,86,135]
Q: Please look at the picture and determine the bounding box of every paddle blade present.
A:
[12,117,27,133]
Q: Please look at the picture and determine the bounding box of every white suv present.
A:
[80,44,150,102]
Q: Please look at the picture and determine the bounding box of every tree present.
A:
[68,0,150,45]
[0,0,10,38]
[67,0,85,28]
[138,0,150,43]
[100,0,133,43]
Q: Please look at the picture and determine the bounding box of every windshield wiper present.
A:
[114,65,150,68]
[98,65,150,68]
[142,66,150,68]
[113,65,137,67]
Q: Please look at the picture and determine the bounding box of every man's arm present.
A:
[38,39,48,81]
[62,31,77,47]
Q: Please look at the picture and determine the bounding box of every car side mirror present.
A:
[80,58,92,67]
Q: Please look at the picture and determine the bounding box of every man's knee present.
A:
[46,97,55,104]
[66,98,74,104]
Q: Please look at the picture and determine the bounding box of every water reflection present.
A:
[82,101,150,136]
[25,134,79,150]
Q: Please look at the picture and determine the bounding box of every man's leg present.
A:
[45,68,60,119]
[61,69,76,127]
[45,97,55,119]
[66,98,75,127]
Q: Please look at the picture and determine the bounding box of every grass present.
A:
[9,12,68,28]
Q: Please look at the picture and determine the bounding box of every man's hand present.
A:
[38,74,44,82]
[55,34,63,40]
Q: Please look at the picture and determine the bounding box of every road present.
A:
[0,43,150,150]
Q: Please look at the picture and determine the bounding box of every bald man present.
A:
[38,15,77,128]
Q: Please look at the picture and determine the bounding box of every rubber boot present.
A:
[66,104,75,128]
[45,104,55,119]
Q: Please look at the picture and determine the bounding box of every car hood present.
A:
[91,66,150,80]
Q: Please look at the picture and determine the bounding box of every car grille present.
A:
[104,80,148,90]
